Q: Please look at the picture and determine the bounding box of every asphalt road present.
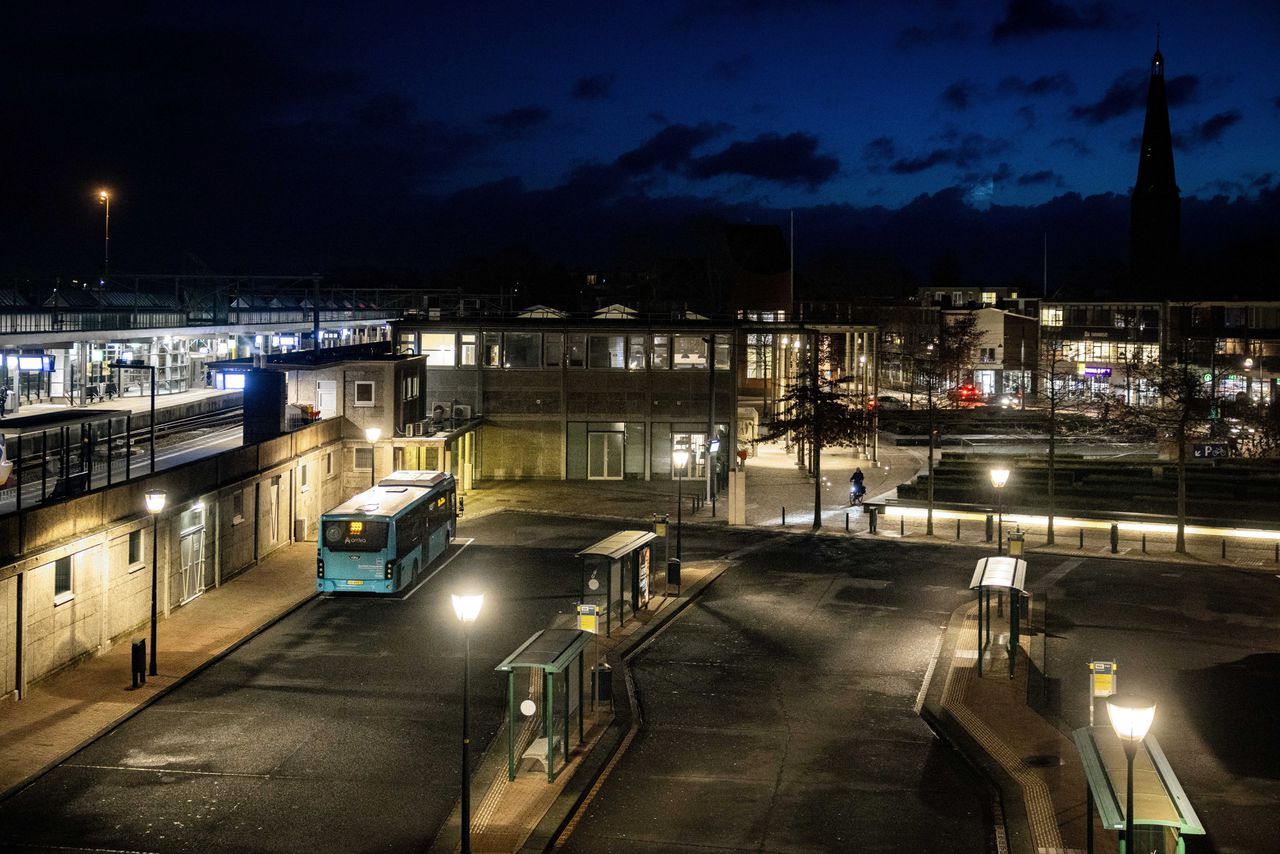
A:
[560,535,995,853]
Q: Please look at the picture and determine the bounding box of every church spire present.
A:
[1130,34,1180,293]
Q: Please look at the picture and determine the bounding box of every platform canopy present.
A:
[575,530,657,561]
[494,629,593,675]
[969,556,1028,593]
[1073,726,1204,838]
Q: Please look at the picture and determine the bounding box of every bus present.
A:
[317,470,457,593]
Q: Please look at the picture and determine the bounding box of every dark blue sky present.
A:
[5,0,1279,287]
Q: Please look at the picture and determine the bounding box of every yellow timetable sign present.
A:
[577,604,598,634]
[1089,660,1116,697]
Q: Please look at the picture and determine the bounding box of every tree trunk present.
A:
[1176,419,1187,553]
[926,382,935,536]
[1047,383,1056,545]
[812,332,822,529]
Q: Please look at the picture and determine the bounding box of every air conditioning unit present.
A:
[452,404,472,422]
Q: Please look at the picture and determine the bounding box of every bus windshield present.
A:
[323,519,389,552]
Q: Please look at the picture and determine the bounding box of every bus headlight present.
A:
[317,558,325,578]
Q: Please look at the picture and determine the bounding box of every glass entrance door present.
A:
[587,431,624,480]
[671,433,708,478]
[179,529,206,604]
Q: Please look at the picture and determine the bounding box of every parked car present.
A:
[948,384,983,405]
[867,394,907,411]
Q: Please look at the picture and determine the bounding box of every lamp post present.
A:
[144,489,166,676]
[451,592,484,854]
[98,189,111,278]
[1107,694,1156,853]
[672,447,689,562]
[364,426,382,487]
[990,467,1010,554]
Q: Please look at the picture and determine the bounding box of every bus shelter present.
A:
[1073,726,1204,853]
[494,629,593,782]
[968,556,1028,677]
[577,530,658,637]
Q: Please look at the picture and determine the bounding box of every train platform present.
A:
[2,387,240,423]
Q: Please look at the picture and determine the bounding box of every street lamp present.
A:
[1107,694,1156,853]
[451,592,484,854]
[364,426,382,487]
[672,447,689,562]
[990,467,1010,554]
[144,488,166,676]
[98,189,111,278]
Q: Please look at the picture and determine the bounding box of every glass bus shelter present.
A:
[577,530,658,637]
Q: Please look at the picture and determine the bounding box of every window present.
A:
[504,332,541,368]
[354,381,375,407]
[981,292,997,306]
[459,333,477,366]
[746,333,773,378]
[567,334,586,368]
[588,335,625,368]
[128,530,143,566]
[325,452,334,477]
[1040,307,1063,326]
[952,291,964,305]
[544,333,564,367]
[54,556,72,602]
[398,333,416,355]
[651,335,670,369]
[402,375,419,400]
[482,332,502,367]
[419,333,456,367]
[355,446,373,471]
[300,463,309,492]
[627,335,646,370]
[672,336,707,369]
[714,334,730,370]
[979,347,996,363]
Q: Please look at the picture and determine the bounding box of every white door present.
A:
[179,529,206,604]
[587,432,624,480]
[316,380,337,418]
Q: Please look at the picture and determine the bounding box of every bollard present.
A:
[1275,543,1279,563]
[985,513,994,542]
[997,591,1004,617]
[956,518,961,541]
[131,639,146,688]
[868,506,878,533]
[845,513,849,532]
[1110,523,1118,553]
[1142,533,1147,553]
[782,506,786,526]
[1222,539,1227,559]
[1079,528,1085,549]
[900,517,905,536]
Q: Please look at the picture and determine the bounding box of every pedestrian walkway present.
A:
[0,542,315,798]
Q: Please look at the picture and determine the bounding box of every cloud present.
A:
[1017,169,1066,187]
[1173,109,1243,150]
[675,0,847,25]
[484,105,551,134]
[863,136,897,162]
[1051,136,1092,156]
[616,122,729,174]
[710,54,753,80]
[896,20,971,50]
[940,79,983,110]
[992,0,1120,42]
[1070,69,1200,124]
[1274,95,1280,110]
[889,132,1009,175]
[1016,105,1037,129]
[571,73,617,100]
[687,132,840,189]
[998,72,1076,97]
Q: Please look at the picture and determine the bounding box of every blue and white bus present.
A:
[317,470,457,593]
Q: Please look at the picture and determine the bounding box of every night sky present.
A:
[6,1,1280,293]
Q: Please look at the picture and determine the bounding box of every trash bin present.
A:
[130,639,146,688]
[1008,530,1025,557]
[667,558,681,587]
[592,664,613,703]
[867,505,878,533]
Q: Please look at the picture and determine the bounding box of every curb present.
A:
[0,589,319,804]
[917,601,1033,854]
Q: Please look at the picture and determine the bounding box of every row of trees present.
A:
[756,319,1279,551]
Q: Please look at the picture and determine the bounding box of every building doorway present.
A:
[316,380,337,419]
[671,432,708,479]
[587,431,624,480]
[179,528,206,604]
